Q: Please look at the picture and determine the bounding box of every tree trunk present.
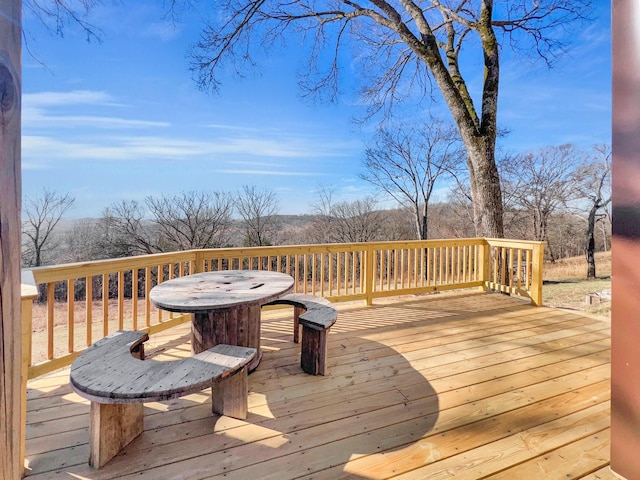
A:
[0,1,23,478]
[412,203,422,240]
[421,202,428,240]
[586,204,598,279]
[466,138,504,238]
[411,0,505,239]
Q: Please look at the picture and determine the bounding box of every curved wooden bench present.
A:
[264,294,337,375]
[70,330,256,468]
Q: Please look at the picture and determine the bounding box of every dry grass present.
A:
[543,251,611,318]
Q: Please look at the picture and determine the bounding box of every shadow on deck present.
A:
[23,291,612,479]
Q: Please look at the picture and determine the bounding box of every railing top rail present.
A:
[26,238,544,286]
[197,243,369,256]
[30,250,199,284]
[485,238,546,248]
[21,270,38,300]
[29,238,497,280]
[362,238,485,248]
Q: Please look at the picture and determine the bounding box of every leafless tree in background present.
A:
[310,186,386,243]
[60,218,107,262]
[189,0,592,239]
[572,144,611,279]
[103,192,235,255]
[361,119,463,240]
[500,144,583,260]
[377,208,416,240]
[22,189,75,267]
[234,186,281,246]
[147,191,235,250]
[101,200,159,256]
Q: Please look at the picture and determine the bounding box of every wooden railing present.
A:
[21,238,544,380]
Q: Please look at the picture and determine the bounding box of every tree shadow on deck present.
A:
[24,338,440,480]
[250,324,443,478]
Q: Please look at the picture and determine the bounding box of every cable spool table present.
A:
[150,270,294,371]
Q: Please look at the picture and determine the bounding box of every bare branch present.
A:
[25,0,104,42]
[361,117,464,239]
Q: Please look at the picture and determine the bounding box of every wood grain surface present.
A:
[149,270,294,313]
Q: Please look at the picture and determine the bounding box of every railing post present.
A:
[364,245,374,306]
[21,271,38,477]
[479,240,491,292]
[194,250,206,273]
[530,242,545,306]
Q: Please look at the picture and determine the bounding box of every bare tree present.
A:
[103,192,235,255]
[189,0,592,238]
[546,212,586,260]
[58,218,103,262]
[446,176,477,237]
[147,191,235,250]
[378,207,416,240]
[22,189,75,267]
[361,119,463,240]
[500,144,583,260]
[234,186,281,246]
[573,144,611,279]
[310,187,386,243]
[102,200,159,256]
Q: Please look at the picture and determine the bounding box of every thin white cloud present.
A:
[22,133,357,165]
[23,135,205,162]
[24,113,170,129]
[23,90,118,107]
[228,160,288,168]
[205,123,262,132]
[219,170,325,176]
[23,90,170,130]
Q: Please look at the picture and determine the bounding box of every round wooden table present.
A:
[149,270,294,371]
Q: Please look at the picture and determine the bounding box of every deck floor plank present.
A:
[23,292,611,480]
[484,428,611,480]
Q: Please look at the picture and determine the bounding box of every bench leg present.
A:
[89,402,144,468]
[301,326,329,376]
[293,306,303,343]
[212,366,249,420]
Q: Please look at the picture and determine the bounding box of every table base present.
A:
[191,302,263,371]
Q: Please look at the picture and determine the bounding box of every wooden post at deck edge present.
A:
[20,272,38,477]
[611,1,640,478]
[364,245,374,306]
[0,1,23,479]
[530,243,544,307]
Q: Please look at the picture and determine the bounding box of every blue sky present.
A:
[21,1,611,218]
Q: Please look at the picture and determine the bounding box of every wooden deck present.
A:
[23,291,613,480]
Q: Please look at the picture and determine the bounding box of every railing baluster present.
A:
[118,271,124,330]
[343,252,348,295]
[102,274,109,337]
[312,253,317,295]
[86,276,93,347]
[145,266,151,328]
[47,283,54,360]
[132,269,138,332]
[526,250,532,290]
[320,253,325,297]
[67,279,74,354]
